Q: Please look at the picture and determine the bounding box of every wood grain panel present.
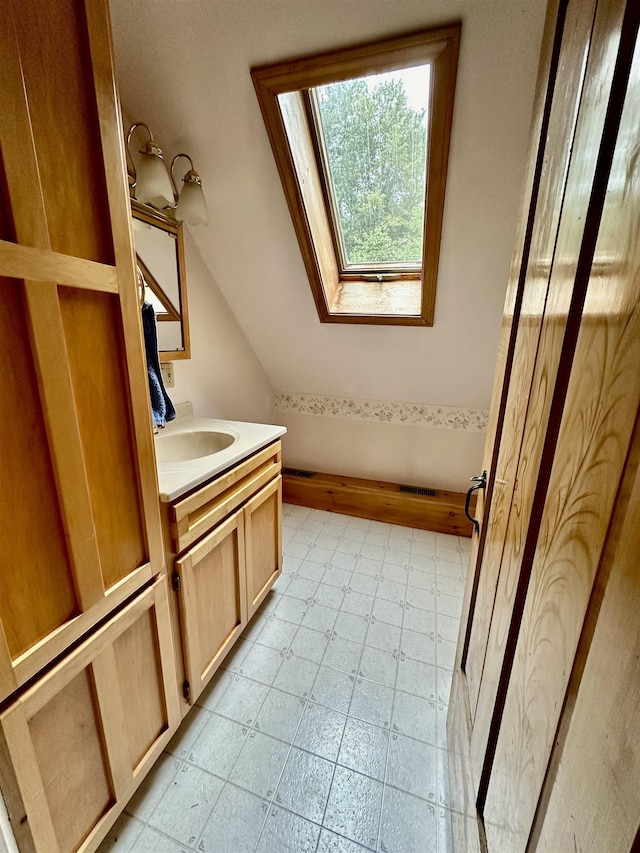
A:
[84,0,166,582]
[464,0,598,735]
[0,239,118,292]
[0,0,164,703]
[0,280,77,659]
[113,607,167,770]
[0,578,179,853]
[283,470,472,536]
[446,671,483,853]
[11,0,113,263]
[484,8,640,847]
[171,442,281,553]
[176,511,247,702]
[279,90,340,311]
[470,0,624,800]
[450,5,565,749]
[28,668,113,852]
[245,476,282,618]
[194,535,243,675]
[59,288,147,590]
[535,411,640,852]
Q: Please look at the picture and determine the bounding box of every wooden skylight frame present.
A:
[251,24,461,326]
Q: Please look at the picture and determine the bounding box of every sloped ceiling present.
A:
[110,0,546,411]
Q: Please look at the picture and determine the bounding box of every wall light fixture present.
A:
[126,122,209,226]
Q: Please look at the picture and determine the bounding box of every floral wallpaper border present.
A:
[274,392,488,431]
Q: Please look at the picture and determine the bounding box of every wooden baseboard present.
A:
[282,469,474,537]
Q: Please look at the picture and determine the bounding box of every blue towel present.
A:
[141,301,176,427]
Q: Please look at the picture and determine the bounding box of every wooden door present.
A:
[483,4,640,847]
[174,510,248,704]
[533,416,640,853]
[0,0,163,699]
[448,0,640,851]
[244,475,282,619]
[0,577,179,853]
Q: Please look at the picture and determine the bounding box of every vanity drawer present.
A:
[169,440,282,553]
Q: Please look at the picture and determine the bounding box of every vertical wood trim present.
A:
[276,476,283,570]
[152,577,181,734]
[25,290,107,611]
[0,3,48,247]
[237,510,248,625]
[420,26,460,325]
[21,286,105,610]
[176,549,200,702]
[174,224,191,359]
[83,0,165,577]
[0,624,17,704]
[91,648,131,801]
[0,710,59,853]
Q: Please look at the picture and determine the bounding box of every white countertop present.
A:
[155,406,286,502]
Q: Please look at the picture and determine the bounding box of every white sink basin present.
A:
[155,429,237,463]
[153,408,287,502]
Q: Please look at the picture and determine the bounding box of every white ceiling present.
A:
[110,0,547,410]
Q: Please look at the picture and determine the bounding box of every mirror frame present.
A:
[132,200,191,361]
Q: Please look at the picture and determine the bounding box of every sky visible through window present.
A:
[314,64,431,269]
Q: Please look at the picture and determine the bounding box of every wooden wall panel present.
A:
[58,288,147,591]
[28,668,113,852]
[113,607,167,770]
[483,8,640,848]
[11,0,112,264]
[0,280,77,659]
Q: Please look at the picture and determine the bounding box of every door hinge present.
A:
[172,572,182,592]
[183,680,191,701]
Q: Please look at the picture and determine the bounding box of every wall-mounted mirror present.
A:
[132,200,190,360]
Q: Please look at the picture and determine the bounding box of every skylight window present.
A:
[252,25,460,325]
[312,66,430,272]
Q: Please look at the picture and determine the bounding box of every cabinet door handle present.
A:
[465,471,487,534]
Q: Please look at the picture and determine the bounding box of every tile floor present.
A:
[100,504,469,853]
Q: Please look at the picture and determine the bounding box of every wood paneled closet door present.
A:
[0,0,162,700]
[448,0,640,850]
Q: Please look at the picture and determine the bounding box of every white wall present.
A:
[171,229,274,424]
[280,412,487,492]
[111,0,547,491]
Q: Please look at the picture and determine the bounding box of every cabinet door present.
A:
[0,577,180,853]
[244,476,283,619]
[0,0,163,699]
[174,510,247,704]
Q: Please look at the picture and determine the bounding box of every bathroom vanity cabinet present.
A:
[161,441,283,711]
